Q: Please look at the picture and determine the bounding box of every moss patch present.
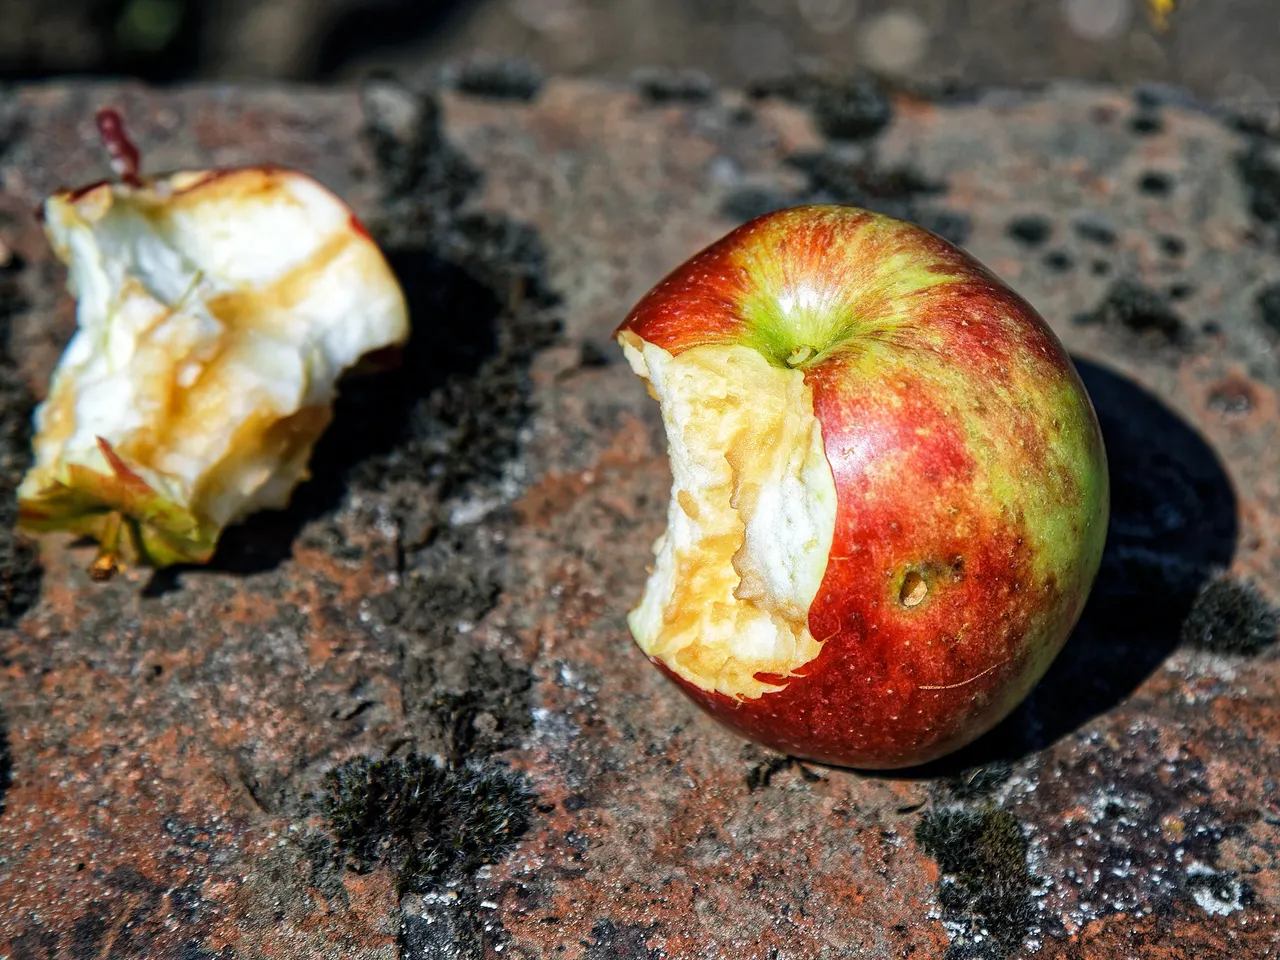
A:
[0,254,41,626]
[633,67,714,104]
[0,707,11,819]
[1074,278,1188,345]
[1180,572,1279,655]
[1236,140,1280,234]
[721,147,970,247]
[943,762,1013,802]
[749,70,891,141]
[322,754,533,894]
[1255,281,1280,339]
[916,808,1035,960]
[453,58,544,102]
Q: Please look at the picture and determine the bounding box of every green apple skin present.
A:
[617,205,1109,769]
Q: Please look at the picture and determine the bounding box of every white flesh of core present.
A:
[619,334,838,700]
[20,170,409,529]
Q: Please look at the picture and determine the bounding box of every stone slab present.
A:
[0,74,1278,958]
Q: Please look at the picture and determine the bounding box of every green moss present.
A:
[915,808,1034,960]
[322,754,533,893]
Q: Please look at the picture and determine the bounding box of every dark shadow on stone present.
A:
[142,248,505,593]
[892,357,1238,777]
[146,85,560,595]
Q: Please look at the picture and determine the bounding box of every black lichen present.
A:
[719,184,792,224]
[585,919,662,960]
[1236,141,1280,227]
[453,58,544,102]
[294,83,545,902]
[917,209,973,247]
[322,754,533,893]
[1006,214,1052,247]
[419,650,535,766]
[1180,573,1279,655]
[809,76,892,141]
[1071,213,1117,246]
[784,149,969,243]
[288,79,561,515]
[1185,868,1254,913]
[400,892,496,960]
[718,147,968,244]
[361,80,480,211]
[0,255,41,625]
[1042,249,1074,272]
[1075,278,1187,345]
[1138,171,1174,197]
[944,762,1013,802]
[1230,101,1280,141]
[296,830,349,904]
[1255,281,1280,338]
[915,808,1035,960]
[1129,112,1163,136]
[0,707,11,819]
[729,73,972,242]
[750,71,891,141]
[1158,234,1186,258]
[633,67,714,104]
[17,866,223,958]
[790,149,942,209]
[364,528,537,766]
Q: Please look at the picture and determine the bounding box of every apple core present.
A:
[19,163,409,572]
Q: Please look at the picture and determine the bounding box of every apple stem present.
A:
[786,345,815,367]
[94,108,142,187]
[90,511,124,581]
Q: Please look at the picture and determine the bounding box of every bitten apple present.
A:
[616,204,1108,769]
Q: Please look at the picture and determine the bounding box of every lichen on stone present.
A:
[321,754,533,894]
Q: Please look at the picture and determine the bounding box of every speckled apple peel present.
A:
[17,109,410,578]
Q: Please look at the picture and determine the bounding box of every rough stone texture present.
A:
[0,75,1278,959]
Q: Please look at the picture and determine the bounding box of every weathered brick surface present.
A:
[0,77,1277,958]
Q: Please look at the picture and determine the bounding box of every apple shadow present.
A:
[142,246,506,596]
[891,357,1238,777]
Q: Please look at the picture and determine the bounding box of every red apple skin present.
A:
[617,205,1109,769]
